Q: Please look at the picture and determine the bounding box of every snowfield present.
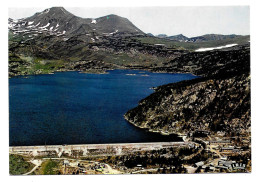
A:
[91,19,97,24]
[195,44,238,52]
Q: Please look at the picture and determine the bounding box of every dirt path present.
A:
[103,164,123,174]
[23,160,42,175]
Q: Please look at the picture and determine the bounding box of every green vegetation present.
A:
[104,51,168,67]
[134,37,182,49]
[9,31,26,42]
[31,58,65,73]
[41,159,60,175]
[135,36,250,50]
[9,154,34,175]
[9,54,66,77]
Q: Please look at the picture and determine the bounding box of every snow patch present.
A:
[45,8,50,14]
[40,23,50,29]
[91,19,97,24]
[195,44,238,52]
[61,8,66,14]
[49,27,53,31]
[35,22,40,27]
[91,38,95,42]
[56,24,59,28]
[109,30,118,35]
[63,31,66,34]
[28,21,34,25]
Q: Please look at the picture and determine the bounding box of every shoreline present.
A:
[9,67,200,79]
[124,115,187,141]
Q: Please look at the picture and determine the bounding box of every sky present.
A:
[8,6,249,37]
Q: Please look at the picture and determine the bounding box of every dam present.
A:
[9,142,195,157]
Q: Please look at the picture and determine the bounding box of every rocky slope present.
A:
[9,7,144,37]
[124,45,250,137]
[152,44,250,77]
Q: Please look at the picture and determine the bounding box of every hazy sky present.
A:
[8,6,250,37]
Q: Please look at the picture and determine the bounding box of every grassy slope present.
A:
[39,159,61,175]
[9,154,35,175]
[9,53,66,76]
[135,36,250,50]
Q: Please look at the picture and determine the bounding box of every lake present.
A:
[9,70,197,146]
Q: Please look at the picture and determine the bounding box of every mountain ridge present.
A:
[9,7,144,37]
[155,33,247,42]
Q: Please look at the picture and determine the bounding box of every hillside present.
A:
[136,36,250,50]
[124,45,250,138]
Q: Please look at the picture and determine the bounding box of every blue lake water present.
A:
[9,70,197,146]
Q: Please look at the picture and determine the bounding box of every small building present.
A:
[220,156,228,161]
[195,161,204,167]
[220,146,235,152]
[202,165,207,169]
[137,164,142,168]
[209,166,215,171]
[63,159,69,166]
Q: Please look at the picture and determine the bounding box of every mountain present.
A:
[9,7,144,37]
[8,7,184,77]
[187,34,242,42]
[156,34,168,38]
[154,33,243,43]
[89,14,144,35]
[167,34,189,42]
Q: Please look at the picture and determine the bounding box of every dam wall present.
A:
[9,142,192,157]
